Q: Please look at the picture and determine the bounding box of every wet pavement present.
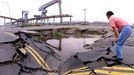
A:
[0,25,134,75]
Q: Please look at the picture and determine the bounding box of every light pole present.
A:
[2,1,11,17]
[83,9,86,24]
[58,0,63,23]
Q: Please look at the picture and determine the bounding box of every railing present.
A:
[0,14,72,27]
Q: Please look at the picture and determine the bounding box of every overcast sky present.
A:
[0,0,134,24]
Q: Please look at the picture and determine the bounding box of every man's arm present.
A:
[109,17,119,42]
[112,26,119,42]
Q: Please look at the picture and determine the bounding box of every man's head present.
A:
[106,11,114,19]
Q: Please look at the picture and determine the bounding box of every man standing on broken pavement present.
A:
[106,11,132,61]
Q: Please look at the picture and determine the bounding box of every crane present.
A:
[38,0,62,23]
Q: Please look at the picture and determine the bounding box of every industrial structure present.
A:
[0,0,72,26]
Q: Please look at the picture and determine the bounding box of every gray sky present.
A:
[0,0,134,24]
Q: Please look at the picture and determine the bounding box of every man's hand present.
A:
[114,37,118,43]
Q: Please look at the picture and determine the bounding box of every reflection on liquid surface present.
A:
[47,37,100,60]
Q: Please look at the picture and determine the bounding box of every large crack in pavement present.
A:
[0,27,134,75]
[58,31,134,75]
[0,31,61,75]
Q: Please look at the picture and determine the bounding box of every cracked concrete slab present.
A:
[0,26,134,75]
[0,32,18,43]
[0,44,16,62]
[87,37,114,49]
[76,49,107,62]
[58,30,134,74]
[58,56,86,75]
[19,70,47,75]
[0,63,20,75]
[19,52,42,68]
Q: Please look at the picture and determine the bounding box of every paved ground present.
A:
[0,25,110,33]
[0,25,134,75]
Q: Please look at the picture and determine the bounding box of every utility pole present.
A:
[58,0,63,23]
[83,9,86,24]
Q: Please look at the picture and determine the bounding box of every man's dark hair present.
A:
[106,11,114,17]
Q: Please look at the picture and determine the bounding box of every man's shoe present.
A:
[117,58,123,61]
[112,56,123,61]
[112,55,117,58]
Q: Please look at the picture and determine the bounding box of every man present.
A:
[106,11,132,60]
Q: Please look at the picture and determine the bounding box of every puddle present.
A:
[46,36,100,60]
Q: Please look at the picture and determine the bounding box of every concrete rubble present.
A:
[0,25,134,75]
[58,26,134,75]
